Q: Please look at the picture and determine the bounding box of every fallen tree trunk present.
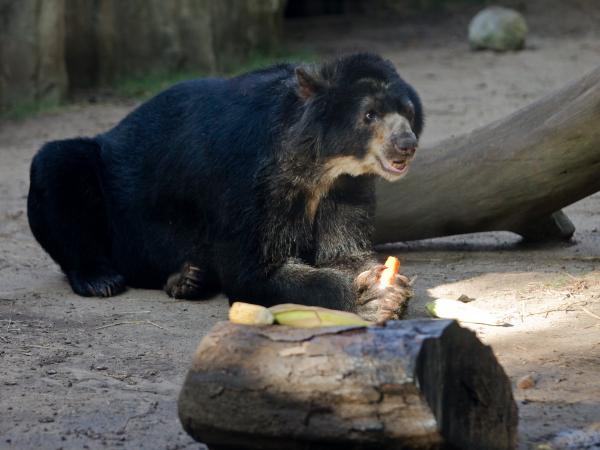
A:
[179,320,518,450]
[374,64,600,243]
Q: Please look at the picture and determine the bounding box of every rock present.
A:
[550,423,600,450]
[517,373,536,389]
[65,0,287,85]
[67,0,218,86]
[1,0,286,112]
[457,294,476,303]
[469,6,528,51]
[0,0,68,115]
[210,0,287,72]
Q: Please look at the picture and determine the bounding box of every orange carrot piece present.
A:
[379,256,400,287]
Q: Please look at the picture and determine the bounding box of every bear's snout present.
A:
[392,131,418,151]
[390,131,418,160]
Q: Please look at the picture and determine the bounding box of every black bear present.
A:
[28,53,423,321]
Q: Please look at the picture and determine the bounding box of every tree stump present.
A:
[178,320,518,450]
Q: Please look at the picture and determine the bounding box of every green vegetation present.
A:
[225,48,317,76]
[112,48,317,101]
[111,70,200,99]
[1,96,64,121]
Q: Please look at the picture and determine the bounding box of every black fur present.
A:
[28,53,423,318]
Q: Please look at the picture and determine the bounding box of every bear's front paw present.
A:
[164,263,203,299]
[354,265,412,323]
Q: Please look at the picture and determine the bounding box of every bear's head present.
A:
[294,53,424,183]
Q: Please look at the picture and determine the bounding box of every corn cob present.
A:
[229,302,274,325]
[426,298,506,326]
[269,303,371,328]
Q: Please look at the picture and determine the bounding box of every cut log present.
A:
[178,320,518,450]
[374,64,600,243]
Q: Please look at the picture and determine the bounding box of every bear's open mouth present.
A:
[377,156,410,175]
[391,160,407,171]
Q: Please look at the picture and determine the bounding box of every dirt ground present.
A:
[1,3,599,449]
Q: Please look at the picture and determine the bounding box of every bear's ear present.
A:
[295,66,322,101]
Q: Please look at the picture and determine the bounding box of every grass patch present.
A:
[111,70,200,100]
[1,96,64,121]
[225,48,318,76]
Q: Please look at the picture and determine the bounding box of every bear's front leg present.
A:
[164,262,219,300]
[231,258,411,322]
[310,175,412,321]
[226,260,358,311]
[353,263,413,323]
[317,254,413,322]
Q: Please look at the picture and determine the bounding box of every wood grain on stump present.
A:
[178,320,517,450]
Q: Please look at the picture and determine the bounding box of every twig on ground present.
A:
[581,307,600,321]
[3,300,16,332]
[95,321,144,329]
[527,300,588,318]
[560,256,600,262]
[565,272,583,281]
[145,320,166,330]
[95,320,168,331]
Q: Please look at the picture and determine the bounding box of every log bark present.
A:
[374,64,600,243]
[178,320,518,450]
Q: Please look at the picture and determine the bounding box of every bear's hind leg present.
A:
[28,138,126,297]
[67,266,126,298]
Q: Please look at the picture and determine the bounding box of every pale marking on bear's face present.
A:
[305,155,374,221]
[366,112,414,181]
[305,112,414,222]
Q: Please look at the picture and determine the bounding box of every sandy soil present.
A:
[1,4,599,449]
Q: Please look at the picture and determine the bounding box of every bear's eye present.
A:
[365,111,378,122]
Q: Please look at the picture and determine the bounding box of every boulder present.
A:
[1,0,286,112]
[66,0,217,86]
[0,0,68,115]
[65,0,287,85]
[468,6,528,51]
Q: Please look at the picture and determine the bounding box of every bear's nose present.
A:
[391,132,418,160]
[392,131,418,152]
